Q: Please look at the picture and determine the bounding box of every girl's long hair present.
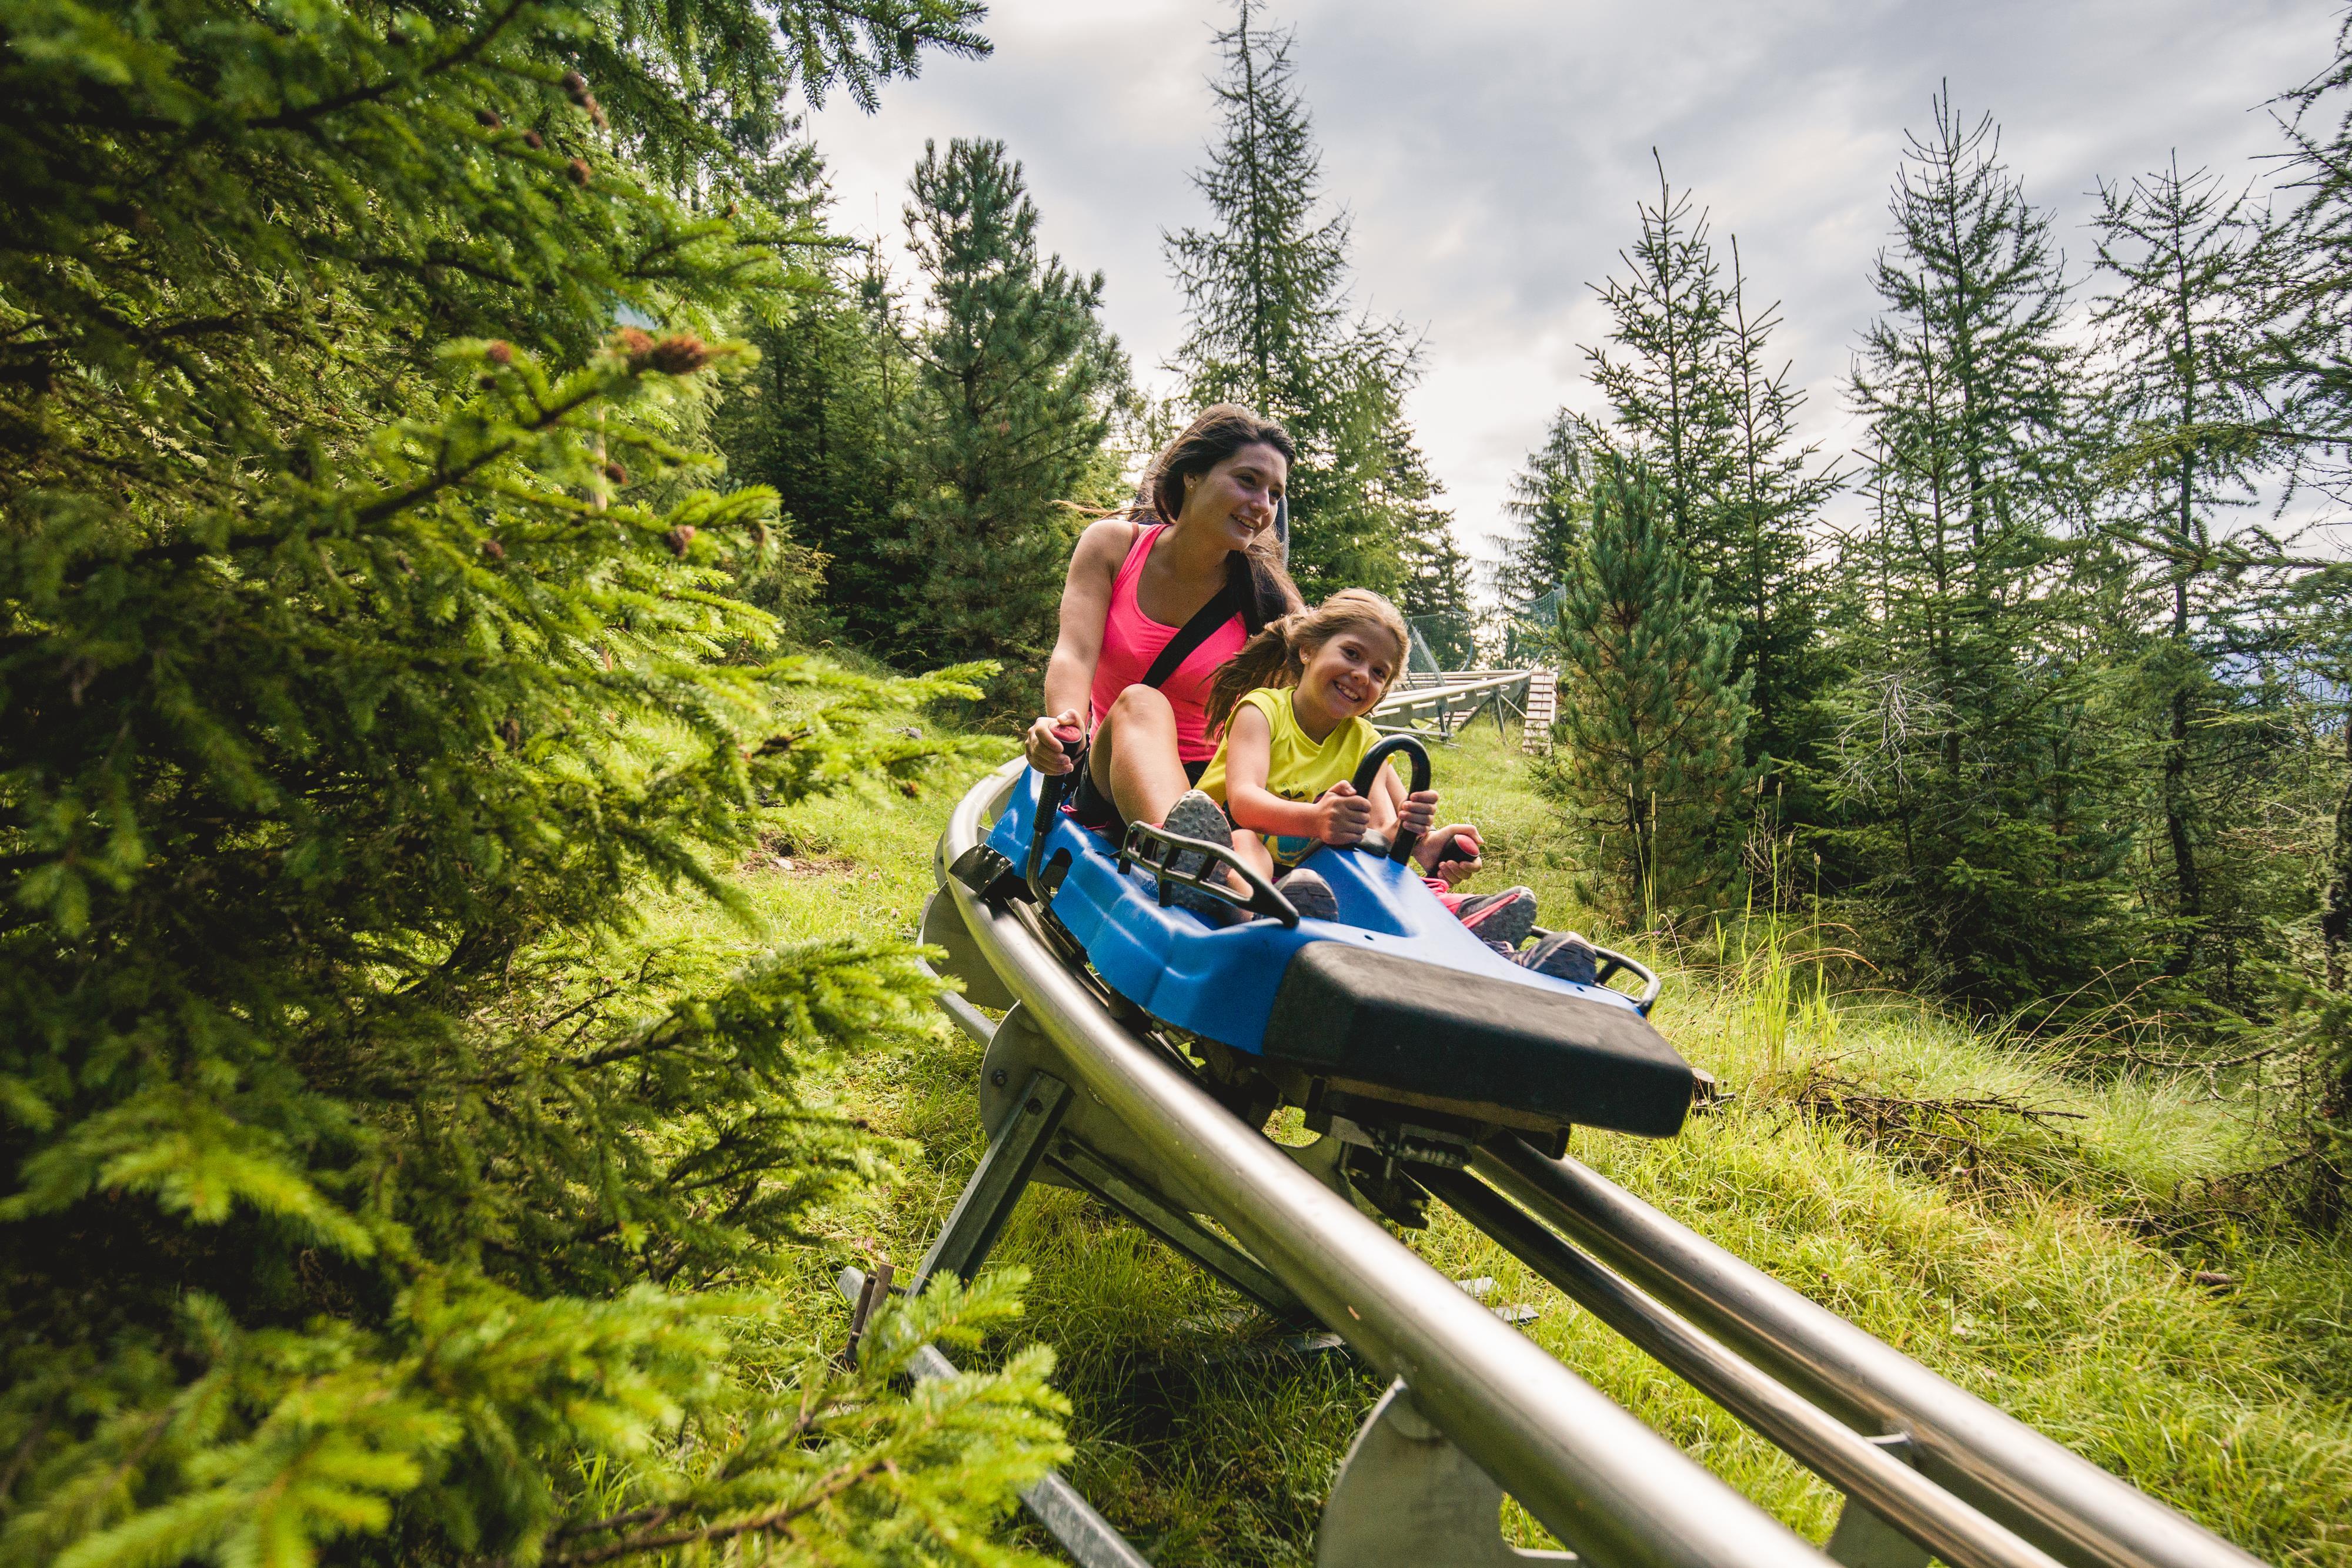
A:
[1136,404,1304,633]
[1205,589,1412,734]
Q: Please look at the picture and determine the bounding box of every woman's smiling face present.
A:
[1297,624,1401,726]
[1180,441,1287,549]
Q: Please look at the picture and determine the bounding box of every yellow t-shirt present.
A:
[1197,688,1381,869]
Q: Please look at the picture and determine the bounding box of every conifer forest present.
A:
[5,0,2352,1564]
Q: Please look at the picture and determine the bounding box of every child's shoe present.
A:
[1519,929,1599,985]
[1451,885,1537,948]
[1275,867,1338,921]
[1156,789,1236,918]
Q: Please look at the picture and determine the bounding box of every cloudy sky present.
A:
[808,0,2338,580]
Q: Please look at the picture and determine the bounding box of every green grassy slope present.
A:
[669,716,2352,1568]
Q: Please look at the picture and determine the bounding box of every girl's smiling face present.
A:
[1295,624,1402,730]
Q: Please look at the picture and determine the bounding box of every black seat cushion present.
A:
[1262,942,1696,1138]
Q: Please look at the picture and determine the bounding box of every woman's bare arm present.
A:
[1025,520,1133,771]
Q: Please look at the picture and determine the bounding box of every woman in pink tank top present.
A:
[1024,406,1303,836]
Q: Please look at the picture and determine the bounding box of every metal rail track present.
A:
[905,758,2269,1568]
[1371,667,1534,740]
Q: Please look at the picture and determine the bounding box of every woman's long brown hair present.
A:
[1204,589,1412,735]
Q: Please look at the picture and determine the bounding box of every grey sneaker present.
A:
[1451,885,1536,948]
[1519,929,1599,985]
[1156,789,1235,918]
[1276,867,1338,921]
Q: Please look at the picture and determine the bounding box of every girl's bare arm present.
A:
[1225,706,1370,845]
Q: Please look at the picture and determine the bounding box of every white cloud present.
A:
[810,0,2337,580]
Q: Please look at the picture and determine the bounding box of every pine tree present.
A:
[896,137,1131,680]
[1539,454,1757,931]
[1164,0,1421,599]
[1829,88,2131,1010]
[0,1,1074,1562]
[715,150,920,648]
[2090,156,2277,982]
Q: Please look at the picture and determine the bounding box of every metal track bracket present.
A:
[1826,1435,1934,1568]
[1316,1378,1575,1566]
[913,1068,1070,1290]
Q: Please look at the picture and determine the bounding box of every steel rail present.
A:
[1473,1137,2266,1568]
[1422,1166,2067,1568]
[939,760,1830,1568]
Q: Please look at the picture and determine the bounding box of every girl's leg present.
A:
[1229,830,1276,884]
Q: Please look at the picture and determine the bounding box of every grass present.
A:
[643,709,2352,1568]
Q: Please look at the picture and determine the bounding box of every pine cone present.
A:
[481,538,506,560]
[562,69,590,104]
[485,340,513,366]
[602,460,627,484]
[612,327,654,359]
[567,157,592,188]
[663,525,696,556]
[476,108,503,129]
[521,129,544,149]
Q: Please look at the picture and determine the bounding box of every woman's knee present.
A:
[1103,684,1177,731]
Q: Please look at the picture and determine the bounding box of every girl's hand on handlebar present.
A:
[1417,823,1484,881]
[1397,789,1439,840]
[1025,710,1083,774]
[1311,781,1374,845]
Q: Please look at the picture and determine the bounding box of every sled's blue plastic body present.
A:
[983,767,1642,1056]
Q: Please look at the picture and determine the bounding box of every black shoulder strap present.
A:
[1141,571,1245,690]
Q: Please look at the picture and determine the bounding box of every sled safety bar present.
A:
[1529,929,1663,1016]
[1119,819,1301,928]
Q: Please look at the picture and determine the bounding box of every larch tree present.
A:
[1494,410,1598,613]
[0,0,1079,1563]
[895,138,1132,683]
[2090,156,2278,982]
[1586,154,1739,564]
[1719,239,1841,785]
[1541,454,1757,932]
[1164,0,1423,599]
[1831,87,2130,1011]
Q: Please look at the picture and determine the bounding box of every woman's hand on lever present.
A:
[1025,709,1084,774]
[1310,781,1374,847]
[1416,822,1484,882]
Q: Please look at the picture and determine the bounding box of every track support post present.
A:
[1826,1436,1934,1568]
[913,1069,1071,1291]
[1315,1378,1575,1566]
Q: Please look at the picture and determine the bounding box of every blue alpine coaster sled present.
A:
[947,735,1704,1193]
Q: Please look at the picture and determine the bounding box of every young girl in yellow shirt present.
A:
[1161,590,1592,977]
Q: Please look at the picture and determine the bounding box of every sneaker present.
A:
[1519,929,1599,985]
[1276,867,1338,921]
[1451,885,1537,948]
[1156,789,1235,918]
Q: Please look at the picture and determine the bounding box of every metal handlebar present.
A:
[1350,734,1432,865]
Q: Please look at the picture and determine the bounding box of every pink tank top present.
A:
[1090,524,1249,763]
